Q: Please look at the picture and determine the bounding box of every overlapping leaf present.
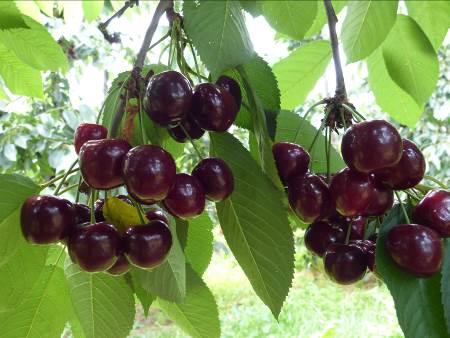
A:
[0,2,29,29]
[441,239,450,333]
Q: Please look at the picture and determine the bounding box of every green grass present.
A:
[129,250,403,338]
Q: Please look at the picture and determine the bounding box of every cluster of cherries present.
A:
[272,119,448,284]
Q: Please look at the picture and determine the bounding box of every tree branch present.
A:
[98,0,139,43]
[324,0,347,99]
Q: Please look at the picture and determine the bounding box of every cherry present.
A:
[144,70,193,126]
[107,254,130,276]
[79,139,131,189]
[74,203,91,225]
[21,195,75,244]
[168,114,205,143]
[385,224,442,277]
[323,243,367,284]
[341,120,402,173]
[122,145,176,203]
[413,189,450,237]
[145,207,169,224]
[329,168,374,217]
[364,180,394,216]
[216,75,242,108]
[191,83,238,132]
[342,216,367,240]
[304,221,345,257]
[68,222,120,272]
[349,240,376,273]
[94,199,105,222]
[192,157,234,201]
[288,173,333,223]
[74,123,108,154]
[163,174,205,219]
[123,220,172,268]
[272,142,310,185]
[374,139,425,190]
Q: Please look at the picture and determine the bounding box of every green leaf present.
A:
[65,260,135,338]
[185,213,214,276]
[275,110,345,173]
[210,132,294,318]
[367,49,423,127]
[130,270,155,317]
[305,1,347,38]
[262,1,318,40]
[102,71,130,131]
[240,0,262,17]
[376,205,448,338]
[0,85,8,100]
[0,264,71,338]
[183,0,254,78]
[135,221,186,302]
[341,1,398,63]
[405,1,450,52]
[82,0,103,22]
[0,2,29,29]
[382,15,439,105]
[273,40,331,110]
[0,174,40,266]
[14,1,43,23]
[157,265,220,338]
[441,239,450,333]
[103,196,141,231]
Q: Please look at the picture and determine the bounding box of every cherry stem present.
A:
[53,159,79,195]
[394,191,411,224]
[56,183,79,196]
[109,74,131,138]
[130,196,146,224]
[167,23,177,67]
[138,92,148,144]
[147,31,170,53]
[345,221,352,244]
[293,100,327,142]
[98,0,137,35]
[40,167,79,188]
[89,189,96,224]
[179,124,203,160]
[326,127,332,182]
[424,175,448,189]
[75,176,82,203]
[95,98,107,125]
[341,103,365,122]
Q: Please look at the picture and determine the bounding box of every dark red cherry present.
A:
[374,139,426,190]
[413,189,450,237]
[191,83,238,132]
[364,180,394,216]
[94,199,105,222]
[107,255,131,276]
[68,222,120,272]
[304,221,345,257]
[168,114,205,143]
[79,139,131,190]
[145,207,169,224]
[272,142,310,185]
[329,168,375,217]
[341,120,402,173]
[163,174,205,219]
[385,224,442,277]
[192,157,234,201]
[74,203,91,225]
[74,123,108,154]
[144,70,193,126]
[122,145,176,203]
[216,75,242,108]
[340,216,367,240]
[288,173,333,223]
[324,243,367,284]
[21,195,75,244]
[123,220,172,268]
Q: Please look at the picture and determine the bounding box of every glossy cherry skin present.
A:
[168,115,205,143]
[364,180,394,216]
[192,157,234,201]
[375,139,426,190]
[324,243,367,284]
[145,207,169,224]
[107,255,131,276]
[74,203,91,225]
[272,142,310,186]
[163,174,206,219]
[341,120,402,173]
[216,75,242,108]
[288,173,333,223]
[123,220,172,268]
[94,199,105,222]
[68,222,120,272]
[144,70,193,126]
[329,168,375,217]
[350,240,376,272]
[191,83,238,132]
[341,216,367,240]
[79,139,132,189]
[21,195,75,244]
[304,221,345,257]
[413,190,450,237]
[385,224,442,277]
[74,123,108,154]
[122,145,176,203]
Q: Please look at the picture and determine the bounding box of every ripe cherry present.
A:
[168,114,205,143]
[192,157,234,201]
[329,168,374,217]
[144,70,193,126]
[68,222,120,272]
[79,139,131,189]
[74,123,108,154]
[21,195,75,244]
[349,240,376,272]
[364,180,394,216]
[341,120,402,173]
[288,173,333,223]
[272,142,310,185]
[107,255,131,276]
[74,203,90,225]
[216,75,242,108]
[123,220,172,268]
[337,216,367,240]
[375,139,426,190]
[191,83,238,132]
[413,189,450,237]
[323,243,367,285]
[304,221,345,257]
[122,145,176,203]
[94,199,105,222]
[163,173,205,219]
[145,207,169,224]
[385,224,442,277]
